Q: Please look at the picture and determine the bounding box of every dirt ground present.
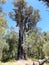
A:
[0,59,48,65]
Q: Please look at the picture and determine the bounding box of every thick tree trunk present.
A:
[17,24,27,60]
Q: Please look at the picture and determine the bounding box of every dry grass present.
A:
[0,60,32,65]
[0,60,49,65]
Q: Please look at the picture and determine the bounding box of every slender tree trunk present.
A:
[17,24,26,60]
[17,30,23,59]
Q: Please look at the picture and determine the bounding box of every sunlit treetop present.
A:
[32,10,40,22]
[13,0,27,9]
[25,6,33,15]
[9,0,40,29]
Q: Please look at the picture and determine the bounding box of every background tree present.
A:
[9,0,40,60]
[43,32,49,57]
[23,28,45,59]
[0,0,7,36]
[0,14,7,36]
[2,28,18,62]
[0,0,8,60]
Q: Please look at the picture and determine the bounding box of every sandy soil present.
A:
[0,60,48,65]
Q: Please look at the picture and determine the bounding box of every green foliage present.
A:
[23,29,45,59]
[0,1,8,61]
[0,14,8,36]
[0,39,9,60]
[1,30,18,62]
[43,32,49,57]
[43,41,49,56]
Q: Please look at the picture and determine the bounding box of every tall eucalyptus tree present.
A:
[9,0,40,60]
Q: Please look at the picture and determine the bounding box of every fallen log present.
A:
[33,58,49,65]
